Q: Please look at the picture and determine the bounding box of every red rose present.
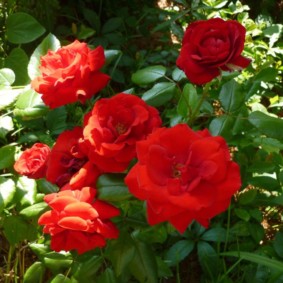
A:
[176,18,251,85]
[46,127,101,189]
[38,187,120,254]
[82,93,162,172]
[14,143,50,179]
[31,40,110,109]
[125,124,241,233]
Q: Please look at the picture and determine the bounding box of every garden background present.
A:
[0,0,283,282]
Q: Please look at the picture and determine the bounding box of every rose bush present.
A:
[3,2,282,281]
[38,186,120,254]
[176,18,251,85]
[125,124,241,233]
[82,93,162,172]
[31,40,110,108]
[14,143,51,179]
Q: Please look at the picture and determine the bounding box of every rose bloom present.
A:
[14,143,50,179]
[38,187,120,254]
[176,18,251,85]
[31,40,110,109]
[125,124,241,233]
[46,127,101,189]
[82,93,162,172]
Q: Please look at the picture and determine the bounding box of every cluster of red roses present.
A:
[14,18,250,254]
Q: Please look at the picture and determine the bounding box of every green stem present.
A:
[188,83,211,126]
[224,204,231,253]
[5,245,15,283]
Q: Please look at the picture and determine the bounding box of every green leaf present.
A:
[201,227,227,242]
[254,67,278,82]
[0,116,14,140]
[142,82,176,107]
[248,111,283,140]
[0,144,16,169]
[133,225,167,244]
[71,255,103,280]
[0,177,16,213]
[28,33,60,80]
[238,189,257,205]
[273,232,283,259]
[104,50,122,66]
[129,239,158,283]
[37,179,58,194]
[177,83,199,118]
[0,87,22,110]
[131,65,166,85]
[23,262,45,283]
[248,223,264,243]
[29,243,50,260]
[14,89,48,120]
[16,176,37,207]
[5,48,29,85]
[165,240,194,266]
[6,12,46,44]
[222,251,283,271]
[250,175,280,192]
[0,68,15,86]
[20,202,48,218]
[46,107,67,135]
[197,241,220,278]
[106,231,136,277]
[102,17,123,34]
[3,215,37,244]
[50,274,72,283]
[96,174,131,202]
[43,252,73,274]
[172,68,186,82]
[96,268,117,283]
[219,79,244,113]
[209,115,235,139]
[235,208,250,222]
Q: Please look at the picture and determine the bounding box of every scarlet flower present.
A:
[82,93,162,172]
[176,18,251,85]
[125,124,241,233]
[14,143,50,179]
[31,40,110,109]
[46,127,101,189]
[38,187,120,254]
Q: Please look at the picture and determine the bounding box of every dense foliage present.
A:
[0,0,283,282]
